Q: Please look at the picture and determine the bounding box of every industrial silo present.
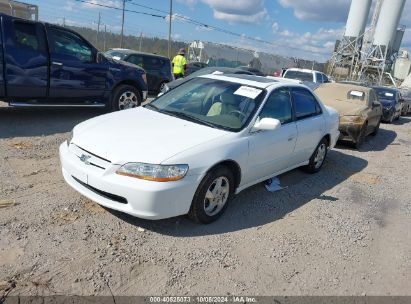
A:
[344,0,372,39]
[373,0,406,48]
[393,50,411,81]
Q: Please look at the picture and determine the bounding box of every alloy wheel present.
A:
[118,91,139,110]
[314,143,327,169]
[204,176,230,216]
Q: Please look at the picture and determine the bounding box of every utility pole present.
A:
[96,12,101,49]
[120,0,126,48]
[103,25,107,51]
[139,32,143,51]
[63,17,66,27]
[168,0,172,58]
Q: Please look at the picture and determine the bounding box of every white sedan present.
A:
[60,74,339,223]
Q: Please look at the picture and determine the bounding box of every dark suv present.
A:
[105,49,173,94]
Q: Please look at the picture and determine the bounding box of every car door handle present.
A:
[52,61,63,67]
[288,137,294,141]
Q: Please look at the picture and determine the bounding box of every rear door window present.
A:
[48,28,93,62]
[127,54,143,67]
[292,87,322,120]
[13,21,45,52]
[143,56,163,70]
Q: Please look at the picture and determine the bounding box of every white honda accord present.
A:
[60,74,339,223]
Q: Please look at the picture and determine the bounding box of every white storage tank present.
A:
[373,0,406,47]
[393,50,411,80]
[344,0,372,38]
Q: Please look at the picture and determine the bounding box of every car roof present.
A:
[106,48,169,60]
[199,74,306,89]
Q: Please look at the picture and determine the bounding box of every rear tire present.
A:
[111,85,142,111]
[188,166,234,224]
[303,137,329,174]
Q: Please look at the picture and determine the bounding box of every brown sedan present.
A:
[314,83,382,148]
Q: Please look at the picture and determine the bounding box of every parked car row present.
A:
[278,68,409,148]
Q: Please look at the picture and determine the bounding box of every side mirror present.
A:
[252,118,281,132]
[372,101,380,108]
[96,52,105,64]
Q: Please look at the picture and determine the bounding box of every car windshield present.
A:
[374,88,396,100]
[284,71,314,82]
[104,50,127,60]
[148,77,265,132]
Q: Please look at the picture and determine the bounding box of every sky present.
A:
[23,0,411,62]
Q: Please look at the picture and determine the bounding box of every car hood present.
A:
[72,107,230,164]
[379,98,395,106]
[319,98,368,116]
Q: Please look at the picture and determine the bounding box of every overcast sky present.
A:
[26,0,411,62]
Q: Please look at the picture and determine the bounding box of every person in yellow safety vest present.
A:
[172,48,187,79]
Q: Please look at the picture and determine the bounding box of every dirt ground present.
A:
[0,102,411,297]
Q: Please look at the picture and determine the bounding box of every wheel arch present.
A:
[112,80,143,98]
[323,134,331,147]
[206,160,242,191]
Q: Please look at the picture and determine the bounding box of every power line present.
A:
[75,0,165,18]
[75,0,325,55]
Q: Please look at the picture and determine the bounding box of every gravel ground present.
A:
[0,103,410,297]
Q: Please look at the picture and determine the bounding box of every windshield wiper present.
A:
[145,103,160,111]
[162,110,218,129]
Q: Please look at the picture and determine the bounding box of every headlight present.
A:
[340,115,364,124]
[116,163,188,182]
[161,83,169,93]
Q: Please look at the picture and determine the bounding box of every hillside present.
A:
[67,25,187,58]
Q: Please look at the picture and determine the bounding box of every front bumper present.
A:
[59,142,202,220]
[382,108,395,121]
[338,122,362,143]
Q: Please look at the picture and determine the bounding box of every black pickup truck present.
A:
[0,13,148,110]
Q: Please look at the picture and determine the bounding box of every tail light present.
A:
[142,73,147,85]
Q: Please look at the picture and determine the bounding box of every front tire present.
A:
[303,137,328,174]
[111,85,142,111]
[354,122,367,149]
[188,166,234,224]
[371,118,380,136]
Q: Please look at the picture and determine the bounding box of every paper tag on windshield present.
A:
[234,86,262,99]
[212,71,223,75]
[385,92,394,97]
[113,56,121,60]
[350,90,364,97]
